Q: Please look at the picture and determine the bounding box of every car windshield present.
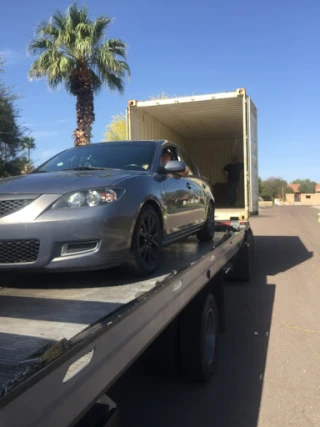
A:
[35,142,157,172]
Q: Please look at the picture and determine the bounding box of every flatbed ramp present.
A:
[0,230,244,427]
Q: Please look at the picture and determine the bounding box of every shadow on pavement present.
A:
[109,234,313,427]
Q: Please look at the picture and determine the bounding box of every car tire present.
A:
[196,202,215,242]
[126,205,163,277]
[180,292,219,382]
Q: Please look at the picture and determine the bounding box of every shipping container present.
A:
[127,88,258,221]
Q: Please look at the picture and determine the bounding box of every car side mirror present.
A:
[164,160,186,173]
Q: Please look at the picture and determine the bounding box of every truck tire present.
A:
[126,205,163,277]
[225,228,254,282]
[196,202,215,242]
[141,318,180,378]
[179,292,219,382]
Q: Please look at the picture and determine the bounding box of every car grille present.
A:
[0,199,33,218]
[0,240,40,264]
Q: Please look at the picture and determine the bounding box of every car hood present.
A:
[0,169,134,195]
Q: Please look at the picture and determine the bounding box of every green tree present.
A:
[285,186,294,194]
[104,113,126,141]
[0,55,36,177]
[292,179,316,193]
[258,177,263,196]
[20,136,36,161]
[149,91,170,100]
[28,3,130,146]
[261,177,287,200]
[104,93,173,140]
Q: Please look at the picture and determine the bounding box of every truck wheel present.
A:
[196,202,215,242]
[141,318,180,378]
[179,292,219,382]
[126,205,163,277]
[225,228,254,282]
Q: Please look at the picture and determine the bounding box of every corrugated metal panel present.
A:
[181,139,245,207]
[137,98,242,139]
[129,107,185,144]
[131,96,244,140]
[128,90,254,213]
[247,98,259,214]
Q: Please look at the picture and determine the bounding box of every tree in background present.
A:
[292,179,316,194]
[148,91,170,101]
[28,3,130,146]
[20,136,36,162]
[285,186,294,194]
[261,177,287,200]
[258,177,263,196]
[0,56,35,177]
[104,113,126,140]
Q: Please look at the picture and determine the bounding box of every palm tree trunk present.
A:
[73,67,95,146]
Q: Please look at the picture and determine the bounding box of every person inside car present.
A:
[160,148,190,177]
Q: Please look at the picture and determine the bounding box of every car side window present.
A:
[159,145,178,167]
[177,149,197,176]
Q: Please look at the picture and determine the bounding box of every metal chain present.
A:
[1,366,32,397]
[1,339,70,397]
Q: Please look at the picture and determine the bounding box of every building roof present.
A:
[288,183,320,193]
[287,183,300,193]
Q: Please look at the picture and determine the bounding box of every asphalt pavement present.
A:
[109,206,320,427]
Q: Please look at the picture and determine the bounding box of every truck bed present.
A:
[0,233,225,390]
[0,229,245,427]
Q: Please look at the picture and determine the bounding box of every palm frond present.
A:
[51,10,67,32]
[101,71,124,93]
[89,70,102,92]
[92,44,130,80]
[29,50,74,90]
[28,38,55,55]
[92,16,112,45]
[67,3,90,31]
[103,39,128,59]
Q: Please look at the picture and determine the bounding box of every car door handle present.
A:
[186,182,192,190]
[202,183,206,189]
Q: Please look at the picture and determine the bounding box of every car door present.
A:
[176,148,207,226]
[162,174,195,233]
[160,145,195,234]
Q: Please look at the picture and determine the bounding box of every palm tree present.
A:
[28,3,130,145]
[20,136,36,161]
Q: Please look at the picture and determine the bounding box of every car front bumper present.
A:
[0,195,134,272]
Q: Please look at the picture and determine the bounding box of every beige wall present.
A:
[286,193,320,205]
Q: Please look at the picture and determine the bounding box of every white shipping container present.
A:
[127,88,258,221]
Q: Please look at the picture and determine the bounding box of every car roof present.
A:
[86,140,165,146]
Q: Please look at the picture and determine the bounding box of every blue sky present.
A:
[1,0,319,182]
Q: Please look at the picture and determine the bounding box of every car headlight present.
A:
[51,188,125,209]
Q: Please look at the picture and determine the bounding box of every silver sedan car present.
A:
[0,140,215,276]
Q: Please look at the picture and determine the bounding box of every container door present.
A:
[246,98,259,214]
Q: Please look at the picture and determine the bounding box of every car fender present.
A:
[129,195,165,238]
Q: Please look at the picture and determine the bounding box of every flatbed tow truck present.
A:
[0,89,257,426]
[0,228,254,427]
